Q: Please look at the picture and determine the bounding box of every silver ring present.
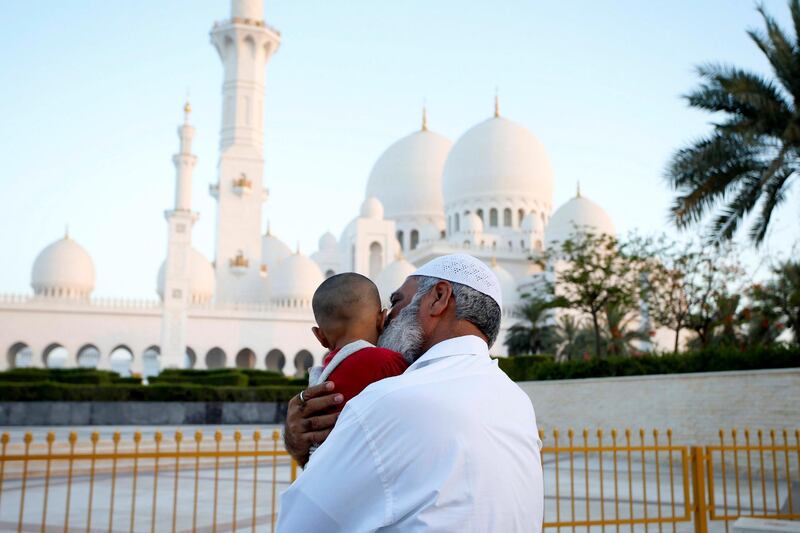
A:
[299,390,306,404]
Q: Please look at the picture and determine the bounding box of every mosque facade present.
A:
[0,0,617,377]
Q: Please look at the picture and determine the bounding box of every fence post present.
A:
[691,446,708,533]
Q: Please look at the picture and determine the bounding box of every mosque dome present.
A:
[318,231,338,252]
[157,248,215,304]
[490,260,518,311]
[269,253,324,307]
[544,190,615,249]
[374,257,416,306]
[31,234,96,299]
[461,212,484,234]
[442,115,554,214]
[364,128,452,221]
[360,196,385,220]
[261,232,292,271]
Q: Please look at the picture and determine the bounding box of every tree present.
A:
[666,0,800,246]
[747,259,800,344]
[553,315,595,361]
[548,231,644,358]
[603,301,650,357]
[645,241,704,353]
[683,248,746,349]
[505,285,562,356]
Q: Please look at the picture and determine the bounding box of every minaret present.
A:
[160,102,199,369]
[209,0,281,303]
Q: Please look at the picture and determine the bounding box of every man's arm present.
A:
[284,381,343,466]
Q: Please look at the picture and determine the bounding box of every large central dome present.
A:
[365,128,452,221]
[442,115,554,233]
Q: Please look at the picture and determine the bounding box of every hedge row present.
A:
[150,368,307,387]
[0,368,140,385]
[0,382,304,402]
[497,346,800,382]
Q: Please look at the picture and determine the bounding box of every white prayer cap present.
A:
[411,253,502,309]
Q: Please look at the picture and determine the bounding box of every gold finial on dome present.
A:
[295,241,301,255]
[421,104,428,132]
[494,87,500,118]
[64,224,70,240]
[184,101,192,114]
[265,220,271,236]
[576,181,582,198]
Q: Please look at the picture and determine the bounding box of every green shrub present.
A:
[0,382,303,402]
[497,346,800,382]
[150,372,249,387]
[0,368,118,385]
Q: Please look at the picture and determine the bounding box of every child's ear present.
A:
[377,308,389,334]
[311,326,330,349]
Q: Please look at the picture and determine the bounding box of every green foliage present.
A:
[0,368,121,385]
[0,382,303,402]
[505,283,562,356]
[665,0,800,246]
[497,346,800,382]
[747,260,800,345]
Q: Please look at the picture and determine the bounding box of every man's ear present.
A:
[377,308,389,334]
[311,326,330,349]
[428,281,454,317]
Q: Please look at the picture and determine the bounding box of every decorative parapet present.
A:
[0,293,160,310]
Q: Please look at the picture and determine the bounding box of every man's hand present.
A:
[284,381,343,467]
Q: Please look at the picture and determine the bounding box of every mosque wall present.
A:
[0,302,323,376]
[518,368,800,445]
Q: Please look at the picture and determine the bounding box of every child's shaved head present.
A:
[312,273,382,331]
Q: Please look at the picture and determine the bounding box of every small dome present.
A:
[360,196,385,220]
[521,212,541,233]
[461,212,484,234]
[443,116,554,210]
[269,253,325,305]
[365,129,452,221]
[490,260,518,310]
[544,193,615,249]
[374,257,416,306]
[318,231,338,252]
[31,235,96,299]
[157,248,215,304]
[261,233,292,271]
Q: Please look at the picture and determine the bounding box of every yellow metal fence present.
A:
[0,428,797,532]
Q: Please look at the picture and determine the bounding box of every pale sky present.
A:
[1,0,797,298]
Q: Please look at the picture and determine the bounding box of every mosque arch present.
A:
[266,349,286,372]
[185,347,197,369]
[396,230,404,250]
[503,208,512,227]
[294,350,314,378]
[454,213,460,232]
[518,209,525,226]
[206,347,226,369]
[7,342,32,369]
[142,346,160,378]
[109,345,134,376]
[369,242,383,279]
[235,348,256,369]
[410,230,419,250]
[489,208,498,227]
[77,344,101,368]
[43,343,69,369]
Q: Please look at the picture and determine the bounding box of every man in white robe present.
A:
[278,254,543,532]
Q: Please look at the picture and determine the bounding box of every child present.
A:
[308,272,408,408]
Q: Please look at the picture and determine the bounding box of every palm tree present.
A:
[603,302,650,357]
[666,0,800,246]
[553,315,595,361]
[505,296,560,356]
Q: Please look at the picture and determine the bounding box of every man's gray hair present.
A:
[413,275,502,347]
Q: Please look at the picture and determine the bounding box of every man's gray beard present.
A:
[378,295,425,364]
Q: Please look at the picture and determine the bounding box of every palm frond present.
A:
[749,168,795,243]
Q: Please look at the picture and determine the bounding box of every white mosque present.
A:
[0,0,616,377]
